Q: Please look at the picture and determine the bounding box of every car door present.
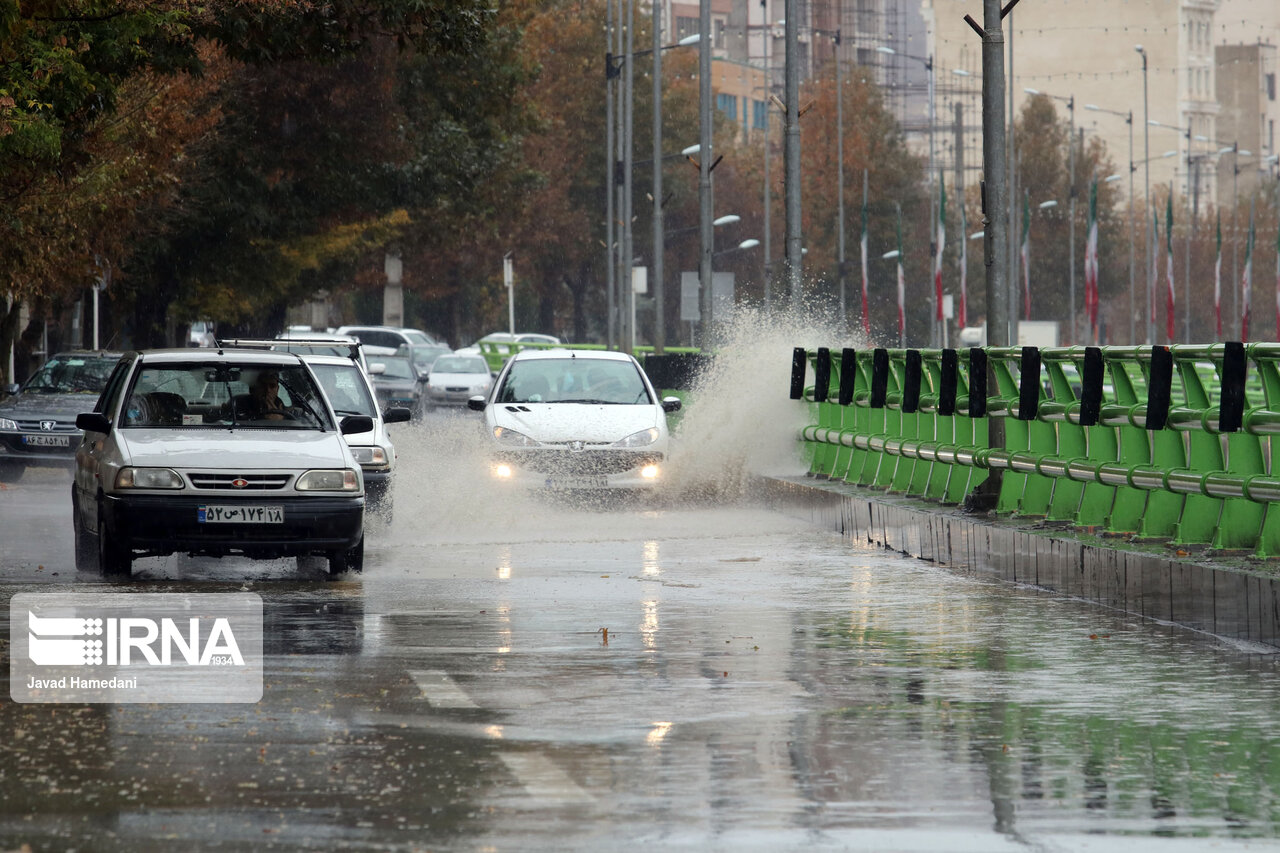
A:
[74,355,134,533]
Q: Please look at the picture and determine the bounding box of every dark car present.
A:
[368,355,421,414]
[0,351,122,482]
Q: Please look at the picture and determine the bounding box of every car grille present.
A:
[445,386,469,393]
[500,450,661,476]
[7,418,77,432]
[186,473,292,490]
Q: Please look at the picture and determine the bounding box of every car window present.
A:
[403,331,433,345]
[22,354,119,394]
[96,358,134,415]
[310,364,377,417]
[432,356,487,374]
[120,362,330,429]
[497,358,649,405]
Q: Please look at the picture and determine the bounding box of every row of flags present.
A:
[857,168,1275,344]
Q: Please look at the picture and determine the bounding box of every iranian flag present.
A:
[935,174,946,323]
[1214,212,1222,339]
[1165,193,1175,342]
[1085,177,1099,340]
[860,170,870,337]
[959,196,968,328]
[896,209,906,344]
[1243,204,1255,342]
[1021,191,1031,320]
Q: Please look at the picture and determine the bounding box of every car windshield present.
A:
[375,357,416,381]
[403,331,434,345]
[432,356,488,374]
[309,363,377,417]
[496,358,649,405]
[121,362,330,429]
[21,354,118,394]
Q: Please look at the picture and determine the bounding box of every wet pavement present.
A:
[3,416,1280,851]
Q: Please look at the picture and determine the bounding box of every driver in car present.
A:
[247,371,289,420]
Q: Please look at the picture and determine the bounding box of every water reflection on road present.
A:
[1,413,1280,851]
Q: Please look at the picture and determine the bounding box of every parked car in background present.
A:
[72,348,370,576]
[468,349,681,490]
[300,353,410,519]
[336,325,444,352]
[395,342,453,379]
[0,350,122,482]
[456,332,563,370]
[421,354,492,411]
[367,354,421,414]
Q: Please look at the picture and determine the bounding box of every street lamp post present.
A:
[1085,103,1136,342]
[698,0,713,347]
[1136,44,1151,344]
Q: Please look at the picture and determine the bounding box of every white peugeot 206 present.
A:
[468,349,682,490]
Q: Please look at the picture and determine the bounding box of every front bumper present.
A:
[102,493,364,558]
[490,450,664,490]
[0,431,80,467]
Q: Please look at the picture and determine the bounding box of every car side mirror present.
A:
[367,363,386,376]
[76,412,112,434]
[3,383,19,395]
[661,396,683,413]
[340,415,374,435]
[467,396,487,412]
[383,407,412,424]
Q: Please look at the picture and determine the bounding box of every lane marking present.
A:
[409,669,478,709]
[498,752,593,804]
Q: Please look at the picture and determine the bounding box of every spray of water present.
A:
[385,303,860,547]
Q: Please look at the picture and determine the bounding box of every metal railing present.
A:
[794,342,1280,557]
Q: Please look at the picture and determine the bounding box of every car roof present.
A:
[275,332,358,342]
[296,353,361,368]
[48,350,124,359]
[508,348,628,363]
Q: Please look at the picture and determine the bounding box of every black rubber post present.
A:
[1018,346,1041,421]
[939,349,958,416]
[838,348,857,406]
[870,348,889,409]
[1219,341,1247,433]
[789,348,806,400]
[1079,346,1104,427]
[968,348,987,418]
[1145,346,1173,431]
[814,347,831,403]
[902,350,922,413]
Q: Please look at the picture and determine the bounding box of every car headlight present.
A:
[116,467,184,490]
[473,383,491,394]
[613,428,660,448]
[349,446,388,466]
[0,417,17,431]
[296,469,360,491]
[494,426,541,447]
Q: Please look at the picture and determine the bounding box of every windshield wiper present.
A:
[557,398,613,405]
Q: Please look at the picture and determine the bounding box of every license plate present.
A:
[198,505,284,524]
[544,476,608,490]
[22,434,70,447]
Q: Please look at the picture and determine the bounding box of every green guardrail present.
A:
[795,342,1280,558]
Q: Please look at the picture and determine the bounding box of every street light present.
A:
[1085,103,1136,342]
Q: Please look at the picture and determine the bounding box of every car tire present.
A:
[0,460,25,483]
[97,504,132,577]
[328,535,364,576]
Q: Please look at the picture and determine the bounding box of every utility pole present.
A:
[622,0,635,352]
[836,30,847,329]
[784,0,802,301]
[605,0,616,349]
[1068,113,1077,344]
[698,0,712,347]
[651,0,664,353]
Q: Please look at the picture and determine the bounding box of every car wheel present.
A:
[97,504,132,577]
[0,460,25,483]
[327,536,364,576]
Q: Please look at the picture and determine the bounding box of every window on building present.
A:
[753,99,767,131]
[1267,73,1276,101]
[857,47,872,67]
[675,17,697,43]
[714,17,725,49]
[716,92,737,120]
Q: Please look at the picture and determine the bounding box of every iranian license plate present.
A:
[544,476,608,490]
[198,505,284,524]
[22,434,70,447]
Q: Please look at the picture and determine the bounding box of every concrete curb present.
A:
[764,475,1280,650]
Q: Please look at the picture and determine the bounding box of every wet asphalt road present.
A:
[3,416,1280,851]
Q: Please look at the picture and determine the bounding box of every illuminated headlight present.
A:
[349,446,388,466]
[614,428,660,448]
[494,426,541,447]
[0,417,17,431]
[296,469,360,491]
[640,464,660,480]
[116,467,184,490]
[492,463,514,479]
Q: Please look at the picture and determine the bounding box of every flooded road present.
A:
[3,394,1280,850]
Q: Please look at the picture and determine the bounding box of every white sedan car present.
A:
[468,349,681,490]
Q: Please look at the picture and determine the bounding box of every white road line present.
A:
[498,752,594,804]
[409,669,478,709]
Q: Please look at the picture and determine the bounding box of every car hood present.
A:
[114,430,355,470]
[0,392,100,422]
[489,403,663,445]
